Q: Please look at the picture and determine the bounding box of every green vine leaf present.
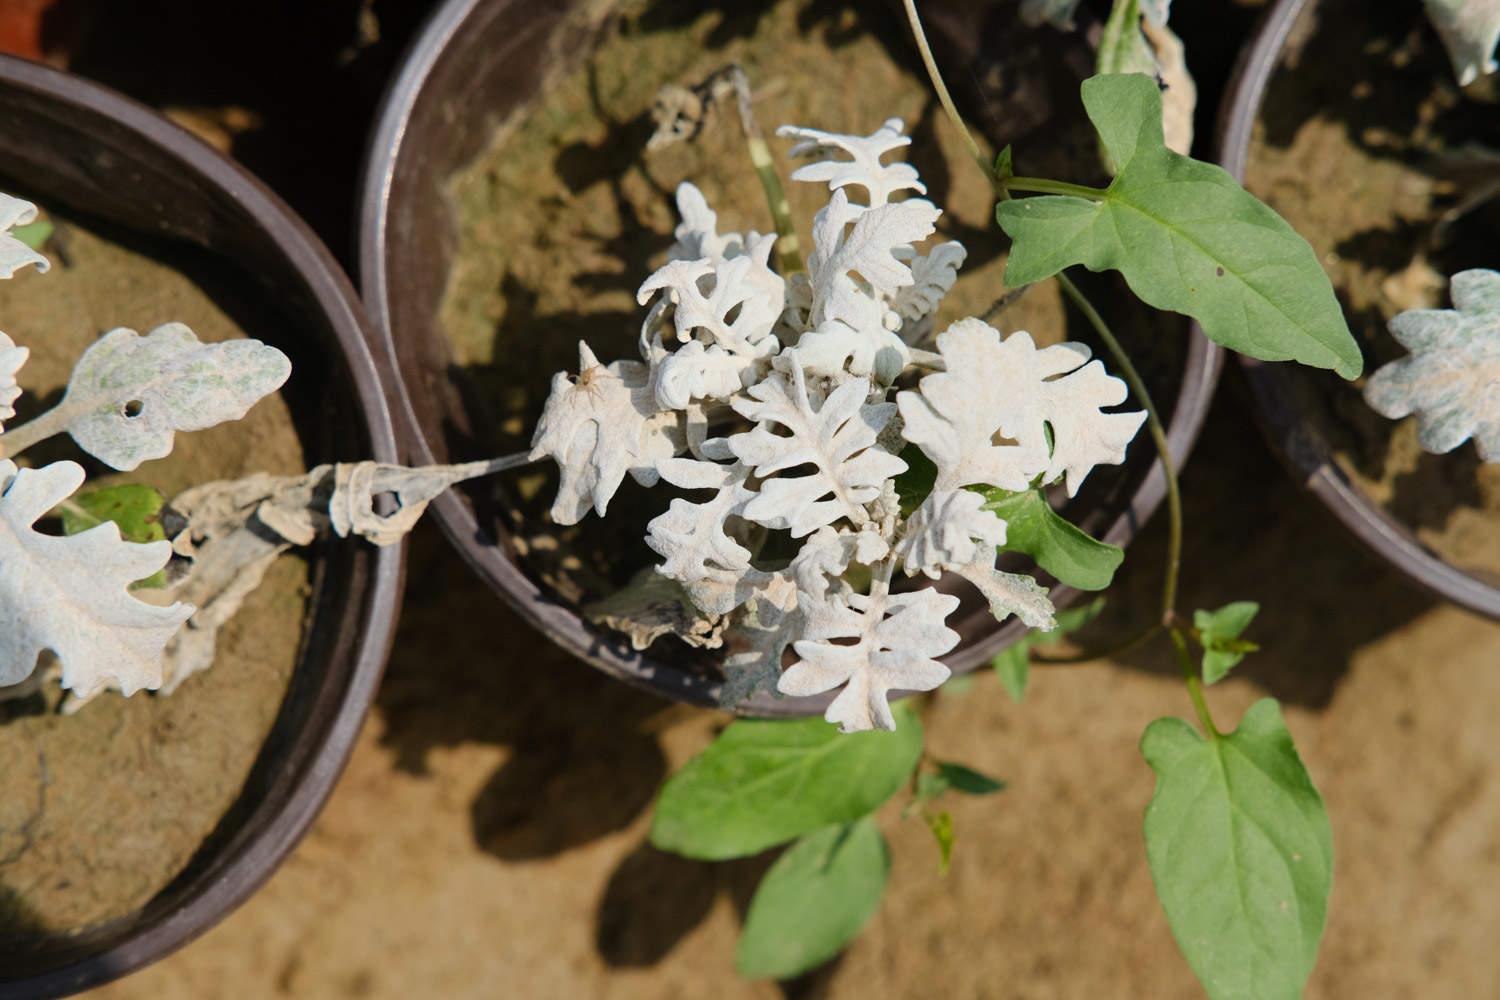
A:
[1142,699,1333,1000]
[931,761,1006,797]
[996,73,1362,379]
[990,597,1104,702]
[736,818,890,980]
[916,760,1007,805]
[1193,601,1260,685]
[650,704,922,860]
[58,483,170,589]
[979,485,1122,591]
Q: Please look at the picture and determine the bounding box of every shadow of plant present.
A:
[1098,376,1439,710]
[374,525,670,861]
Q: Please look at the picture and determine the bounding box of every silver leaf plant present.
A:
[530,119,1145,733]
[0,197,525,709]
[1364,268,1500,461]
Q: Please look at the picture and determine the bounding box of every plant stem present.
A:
[0,403,72,460]
[1172,626,1219,738]
[901,0,996,191]
[903,0,1208,732]
[1006,176,1110,200]
[1055,272,1182,617]
[906,347,946,370]
[471,452,540,476]
[724,66,803,273]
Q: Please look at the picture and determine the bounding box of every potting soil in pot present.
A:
[1245,0,1500,582]
[436,0,1180,660]
[0,215,310,941]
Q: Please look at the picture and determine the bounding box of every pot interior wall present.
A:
[0,65,388,989]
[1239,0,1500,600]
[371,0,1202,707]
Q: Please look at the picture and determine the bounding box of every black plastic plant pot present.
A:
[0,56,405,996]
[358,0,1224,715]
[1220,0,1500,620]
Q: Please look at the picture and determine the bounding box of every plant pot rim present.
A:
[1218,0,1500,621]
[357,0,1225,714]
[0,54,406,997]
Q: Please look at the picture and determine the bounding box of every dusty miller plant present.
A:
[0,196,517,710]
[529,116,1143,731]
[522,2,1384,995]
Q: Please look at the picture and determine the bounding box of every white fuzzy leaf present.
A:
[0,461,191,695]
[955,561,1056,630]
[790,524,890,600]
[1364,269,1500,461]
[530,341,682,524]
[894,488,1005,579]
[639,233,785,354]
[647,458,763,615]
[0,331,26,431]
[1141,0,1171,26]
[892,241,967,329]
[789,320,910,385]
[729,363,907,536]
[782,586,959,733]
[59,323,292,471]
[667,181,748,263]
[0,194,50,279]
[808,189,939,329]
[778,118,924,209]
[897,319,1146,496]
[648,334,755,410]
[1424,0,1500,86]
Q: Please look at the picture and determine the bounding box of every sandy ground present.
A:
[88,389,1500,999]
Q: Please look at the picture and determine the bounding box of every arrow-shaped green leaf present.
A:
[997,73,1362,379]
[1142,699,1333,1000]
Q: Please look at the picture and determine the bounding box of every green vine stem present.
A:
[1006,176,1110,200]
[723,65,804,274]
[1172,627,1220,739]
[1053,272,1182,618]
[901,0,1215,735]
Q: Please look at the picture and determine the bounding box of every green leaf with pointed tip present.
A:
[980,486,1122,590]
[1098,0,1157,80]
[922,810,955,875]
[994,144,1014,186]
[59,483,168,589]
[996,73,1362,379]
[990,597,1106,702]
[935,762,1006,796]
[917,761,1007,803]
[1193,601,1260,684]
[736,819,890,980]
[1142,699,1333,1000]
[650,705,922,861]
[11,220,52,251]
